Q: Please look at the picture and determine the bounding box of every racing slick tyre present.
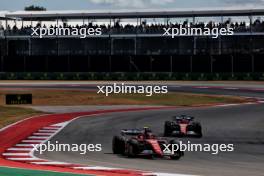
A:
[112,136,125,154]
[169,139,183,160]
[126,139,140,157]
[191,122,203,138]
[164,121,172,137]
[126,143,135,157]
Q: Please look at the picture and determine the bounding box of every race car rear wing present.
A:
[121,129,144,136]
[174,115,194,121]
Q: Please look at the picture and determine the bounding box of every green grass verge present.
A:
[0,90,248,128]
[0,167,93,176]
[0,106,42,129]
[0,89,247,106]
[102,93,246,106]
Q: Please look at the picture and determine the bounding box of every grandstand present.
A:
[0,9,264,79]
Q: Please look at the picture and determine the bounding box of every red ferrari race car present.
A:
[164,115,202,138]
[112,128,183,160]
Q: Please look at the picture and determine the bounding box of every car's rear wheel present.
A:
[112,136,125,154]
[187,122,203,138]
[194,123,203,138]
[164,121,172,136]
[170,154,181,160]
[126,143,136,157]
[170,139,183,160]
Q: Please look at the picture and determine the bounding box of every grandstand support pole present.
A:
[166,16,169,26]
[231,55,234,74]
[87,56,91,71]
[134,38,137,55]
[130,56,140,72]
[6,39,8,56]
[129,56,132,72]
[135,16,138,55]
[192,16,196,24]
[109,55,112,72]
[28,39,31,56]
[45,56,49,72]
[210,55,213,73]
[57,38,59,56]
[193,37,197,55]
[251,54,255,73]
[110,38,114,55]
[5,19,7,30]
[23,56,26,72]
[170,56,173,73]
[0,56,3,72]
[56,17,59,27]
[150,56,153,72]
[67,55,70,72]
[218,37,222,55]
[190,56,193,73]
[249,15,253,33]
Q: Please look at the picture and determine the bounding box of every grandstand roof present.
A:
[4,9,264,20]
[0,11,10,20]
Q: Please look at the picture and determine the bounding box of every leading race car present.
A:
[112,127,183,160]
[164,115,202,138]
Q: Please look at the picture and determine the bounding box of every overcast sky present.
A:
[0,0,264,11]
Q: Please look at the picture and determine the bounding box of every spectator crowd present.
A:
[1,19,264,36]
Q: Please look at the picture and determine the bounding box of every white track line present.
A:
[28,136,48,139]
[38,129,58,132]
[15,144,34,147]
[33,133,53,135]
[73,166,121,170]
[22,140,43,143]
[31,161,70,165]
[3,153,30,156]
[7,148,33,151]
[51,122,69,127]
[144,173,199,176]
[7,158,40,161]
[43,127,61,130]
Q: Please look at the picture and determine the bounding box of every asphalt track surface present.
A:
[23,83,263,176]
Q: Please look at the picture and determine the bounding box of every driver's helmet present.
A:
[144,127,152,133]
[146,133,155,139]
